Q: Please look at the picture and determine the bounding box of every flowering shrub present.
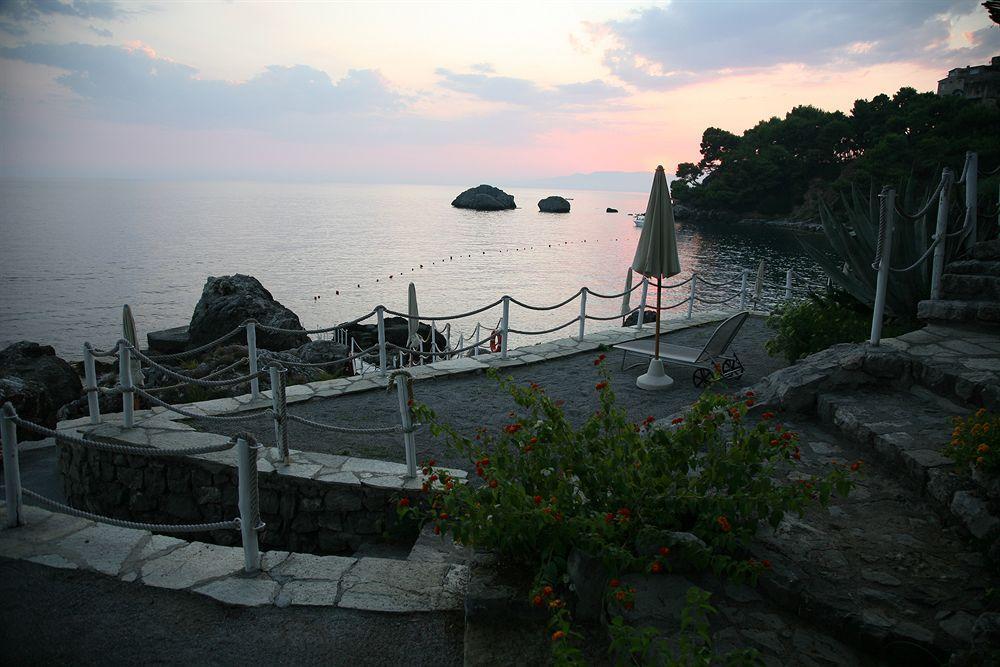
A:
[948,408,1000,474]
[402,361,854,662]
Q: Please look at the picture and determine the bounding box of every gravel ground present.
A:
[0,558,465,666]
[193,315,786,473]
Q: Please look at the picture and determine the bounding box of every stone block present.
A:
[141,543,246,590]
[324,488,363,512]
[951,490,1000,540]
[194,577,279,607]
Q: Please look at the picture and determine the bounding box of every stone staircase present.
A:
[918,239,1000,324]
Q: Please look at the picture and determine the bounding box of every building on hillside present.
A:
[937,56,1000,106]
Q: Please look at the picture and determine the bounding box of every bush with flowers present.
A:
[400,357,855,663]
[948,408,1000,475]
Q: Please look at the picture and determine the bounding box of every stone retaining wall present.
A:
[57,441,417,555]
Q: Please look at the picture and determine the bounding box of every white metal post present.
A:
[870,188,896,346]
[119,340,134,428]
[83,343,101,425]
[246,321,260,401]
[431,321,439,363]
[930,169,953,300]
[687,274,697,319]
[784,269,793,300]
[268,366,290,464]
[472,324,481,357]
[739,269,749,310]
[500,296,510,359]
[578,288,588,341]
[2,403,23,528]
[637,278,649,330]
[395,377,417,478]
[376,306,387,377]
[965,151,978,252]
[235,436,261,573]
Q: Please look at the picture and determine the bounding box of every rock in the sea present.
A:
[538,196,570,213]
[606,207,618,213]
[147,325,190,355]
[292,340,350,365]
[0,341,82,438]
[342,317,447,354]
[188,275,309,352]
[623,309,657,327]
[452,185,516,211]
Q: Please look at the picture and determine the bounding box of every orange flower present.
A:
[977,444,990,454]
[650,561,663,574]
[609,578,620,588]
[551,631,565,642]
[716,515,732,532]
[532,595,543,607]
[850,460,862,472]
[533,495,543,505]
[397,497,410,508]
[671,417,684,425]
[614,590,626,602]
[488,479,498,488]
[595,381,608,390]
[658,546,670,556]
[542,585,553,596]
[762,411,775,420]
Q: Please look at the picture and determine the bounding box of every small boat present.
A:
[633,214,645,227]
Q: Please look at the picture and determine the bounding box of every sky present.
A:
[0,0,996,184]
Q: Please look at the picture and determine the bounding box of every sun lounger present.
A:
[613,311,750,387]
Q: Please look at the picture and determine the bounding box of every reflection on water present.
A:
[0,179,828,358]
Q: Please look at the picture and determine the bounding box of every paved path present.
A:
[0,557,464,666]
[193,316,784,473]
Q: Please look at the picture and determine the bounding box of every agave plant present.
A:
[801,180,963,319]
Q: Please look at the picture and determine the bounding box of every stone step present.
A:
[917,299,1000,325]
[814,388,1000,551]
[944,259,1000,277]
[972,239,1000,261]
[751,417,999,663]
[941,273,1000,300]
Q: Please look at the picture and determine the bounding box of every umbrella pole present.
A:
[654,276,662,359]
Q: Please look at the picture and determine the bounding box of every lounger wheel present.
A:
[722,357,744,379]
[692,368,713,388]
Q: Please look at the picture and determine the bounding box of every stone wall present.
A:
[57,441,419,555]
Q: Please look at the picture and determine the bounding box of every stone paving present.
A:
[0,504,469,612]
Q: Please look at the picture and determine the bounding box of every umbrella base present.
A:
[636,358,674,391]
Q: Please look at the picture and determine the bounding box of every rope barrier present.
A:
[86,342,120,358]
[694,292,741,305]
[894,172,949,221]
[22,489,239,533]
[508,316,580,336]
[8,412,238,455]
[585,306,641,322]
[285,413,407,435]
[263,343,380,369]
[382,297,505,321]
[133,387,272,423]
[145,326,246,362]
[125,343,265,388]
[257,309,378,335]
[693,275,741,288]
[144,357,249,394]
[587,281,645,299]
[509,290,583,312]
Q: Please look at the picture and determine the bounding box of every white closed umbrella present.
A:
[620,269,634,320]
[753,259,765,309]
[121,304,144,389]
[631,165,681,390]
[406,282,421,350]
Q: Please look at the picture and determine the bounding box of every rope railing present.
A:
[285,412,408,435]
[1,403,263,573]
[508,315,581,336]
[132,386,272,424]
[508,290,583,312]
[255,308,378,335]
[260,343,380,369]
[146,325,247,362]
[124,341,265,388]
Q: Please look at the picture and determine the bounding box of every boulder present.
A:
[147,326,190,355]
[624,309,657,327]
[341,317,447,354]
[292,340,351,365]
[0,341,83,439]
[188,275,309,352]
[606,207,618,213]
[452,185,516,211]
[538,196,570,213]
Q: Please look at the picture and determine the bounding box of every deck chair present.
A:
[613,311,750,387]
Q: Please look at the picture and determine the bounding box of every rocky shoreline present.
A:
[673,203,823,233]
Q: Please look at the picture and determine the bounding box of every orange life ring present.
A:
[489,329,502,353]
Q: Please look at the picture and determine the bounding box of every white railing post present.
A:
[687,274,697,319]
[500,296,510,359]
[965,151,978,252]
[376,306,387,377]
[930,168,953,300]
[472,324,481,357]
[83,343,101,425]
[784,269,793,300]
[871,187,896,346]
[268,365,290,464]
[431,321,439,363]
[2,403,23,528]
[637,278,649,330]
[246,321,261,401]
[395,376,417,478]
[235,436,261,573]
[119,340,134,428]
[578,288,588,341]
[739,269,749,310]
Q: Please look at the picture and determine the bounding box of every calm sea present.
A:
[0,179,825,359]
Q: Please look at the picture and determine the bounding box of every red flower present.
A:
[543,585,553,596]
[398,498,410,508]
[439,512,449,519]
[533,495,543,505]
[781,432,793,441]
[624,601,634,610]
[476,467,485,477]
[428,459,437,466]
[595,381,608,390]
[716,515,732,532]
[671,417,684,425]
[792,448,801,461]
[851,460,862,472]
[604,512,615,524]
[770,439,779,447]
[532,595,543,607]
[745,390,755,398]
[762,411,775,420]
[650,561,663,574]
[433,524,441,535]
[609,578,620,588]
[407,398,414,407]
[522,445,533,453]
[593,354,607,366]
[504,423,522,434]
[658,546,670,556]
[762,559,772,569]
[745,399,755,407]
[488,479,498,488]
[429,474,438,482]
[551,631,565,642]
[617,507,631,518]
[529,437,538,444]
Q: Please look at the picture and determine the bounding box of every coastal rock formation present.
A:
[188,274,309,352]
[147,325,190,355]
[292,339,351,365]
[538,196,570,213]
[452,185,516,211]
[623,309,657,327]
[606,208,618,213]
[342,317,447,355]
[0,341,82,438]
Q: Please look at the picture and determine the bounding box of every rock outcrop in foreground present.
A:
[538,196,570,213]
[451,185,516,211]
[0,341,82,438]
[188,274,309,352]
